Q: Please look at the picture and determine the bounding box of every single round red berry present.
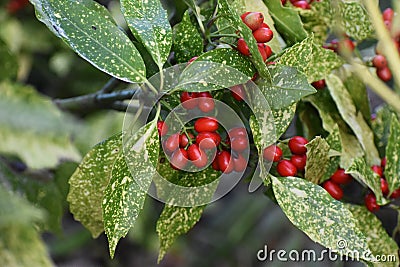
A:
[217,151,234,174]
[180,92,198,109]
[390,188,400,199]
[170,148,188,170]
[292,0,310,9]
[231,136,249,152]
[276,160,297,177]
[330,168,352,184]
[264,45,272,59]
[164,133,180,153]
[196,131,221,149]
[371,165,383,177]
[242,12,264,31]
[233,153,247,172]
[261,22,270,29]
[311,79,326,89]
[290,154,307,171]
[194,117,219,133]
[240,12,251,21]
[157,121,168,137]
[198,97,215,113]
[212,158,220,171]
[338,39,355,53]
[380,178,389,195]
[253,27,274,43]
[263,145,282,162]
[372,55,387,69]
[377,67,392,82]
[365,192,380,212]
[230,85,246,101]
[288,136,308,155]
[237,38,250,56]
[257,43,268,62]
[228,127,247,138]
[323,180,343,200]
[187,144,208,168]
[383,8,394,22]
[179,132,194,148]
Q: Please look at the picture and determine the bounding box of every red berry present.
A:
[194,117,219,132]
[338,39,355,53]
[164,133,180,153]
[237,38,250,56]
[198,93,215,113]
[381,157,386,168]
[230,85,246,101]
[230,136,249,152]
[179,132,194,148]
[187,144,208,168]
[253,27,274,43]
[380,178,389,195]
[170,148,188,170]
[157,121,168,137]
[371,165,383,177]
[187,56,198,65]
[372,55,387,69]
[240,12,252,21]
[365,193,380,212]
[257,43,268,62]
[233,153,247,172]
[212,158,220,171]
[330,168,352,184]
[276,160,297,177]
[288,136,308,155]
[390,188,400,199]
[311,79,326,89]
[290,154,307,171]
[196,131,221,149]
[242,12,264,31]
[292,0,310,9]
[217,151,234,174]
[323,180,343,200]
[281,0,287,5]
[180,92,198,109]
[263,145,282,162]
[264,45,273,59]
[383,8,394,22]
[377,67,392,82]
[228,127,247,138]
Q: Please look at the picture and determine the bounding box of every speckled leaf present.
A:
[371,105,393,152]
[321,125,342,182]
[271,175,372,261]
[339,1,374,41]
[385,115,400,196]
[0,38,18,81]
[263,0,308,46]
[339,129,364,169]
[279,36,343,83]
[326,74,380,166]
[173,11,203,63]
[103,120,159,258]
[121,0,172,68]
[67,133,122,238]
[30,0,146,83]
[0,81,81,169]
[305,136,330,184]
[346,157,388,206]
[156,205,205,262]
[258,65,316,109]
[272,103,297,139]
[347,204,399,267]
[218,0,270,79]
[298,6,329,45]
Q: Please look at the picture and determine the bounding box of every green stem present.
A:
[209,33,239,38]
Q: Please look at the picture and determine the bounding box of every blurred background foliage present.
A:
[0,0,395,266]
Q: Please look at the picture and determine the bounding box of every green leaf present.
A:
[218,0,270,79]
[30,0,146,83]
[271,175,372,261]
[304,136,330,184]
[172,11,203,63]
[339,1,374,41]
[339,128,364,169]
[103,121,159,258]
[0,38,18,81]
[385,115,400,195]
[271,103,297,139]
[0,81,81,169]
[263,0,308,46]
[279,36,344,83]
[298,5,329,45]
[258,64,316,109]
[67,133,122,238]
[156,205,205,262]
[326,74,380,166]
[346,157,388,206]
[121,0,172,68]
[371,105,393,153]
[321,125,342,182]
[347,204,399,267]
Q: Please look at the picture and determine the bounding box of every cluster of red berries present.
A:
[180,91,215,113]
[322,168,352,200]
[6,0,29,13]
[263,136,308,177]
[237,12,273,62]
[372,8,397,82]
[157,119,249,174]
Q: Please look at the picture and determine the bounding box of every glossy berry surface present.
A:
[237,38,250,56]
[217,151,234,174]
[230,136,248,152]
[380,178,389,195]
[311,79,326,89]
[179,132,194,148]
[365,193,380,212]
[180,92,198,109]
[187,144,208,168]
[371,165,383,177]
[323,180,343,200]
[276,160,297,177]
[263,145,282,162]
[242,12,264,31]
[228,127,247,138]
[288,136,308,155]
[330,168,352,184]
[157,121,168,137]
[253,27,274,43]
[230,85,246,101]
[377,67,392,82]
[194,117,219,133]
[170,148,188,170]
[257,43,268,62]
[372,55,387,69]
[198,97,215,113]
[196,132,221,149]
[164,133,179,153]
[233,153,247,172]
[290,154,307,171]
[292,0,310,9]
